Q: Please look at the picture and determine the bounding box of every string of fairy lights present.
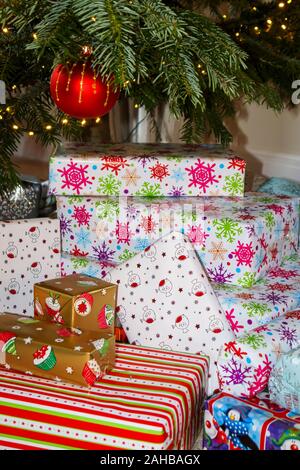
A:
[0,0,296,135]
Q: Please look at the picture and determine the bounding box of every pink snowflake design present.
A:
[70,245,88,257]
[207,264,234,284]
[247,355,272,397]
[255,325,270,333]
[140,215,158,235]
[101,156,129,176]
[220,357,252,386]
[227,157,246,173]
[266,204,284,215]
[60,214,72,236]
[115,221,132,244]
[58,162,92,195]
[186,224,209,248]
[225,309,244,335]
[149,162,169,182]
[231,241,255,267]
[92,242,115,262]
[268,267,299,279]
[185,159,218,193]
[71,205,91,227]
[276,323,298,348]
[267,283,293,292]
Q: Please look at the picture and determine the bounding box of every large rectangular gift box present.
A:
[0,218,61,316]
[217,310,300,398]
[57,194,299,286]
[0,313,115,387]
[204,391,300,450]
[213,253,300,337]
[34,274,117,335]
[49,142,246,197]
[0,344,208,450]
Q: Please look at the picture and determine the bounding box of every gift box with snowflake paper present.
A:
[34,273,117,335]
[0,313,115,387]
[213,253,300,337]
[217,310,300,398]
[0,218,61,316]
[204,391,300,451]
[49,142,246,197]
[56,194,299,286]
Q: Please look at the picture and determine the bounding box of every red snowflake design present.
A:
[186,224,209,247]
[58,162,92,195]
[225,309,244,335]
[231,241,255,267]
[270,244,279,261]
[238,214,256,221]
[255,325,270,333]
[236,292,254,300]
[224,341,247,359]
[283,222,290,237]
[185,159,218,193]
[100,156,129,175]
[227,157,246,173]
[149,162,169,182]
[266,204,284,215]
[72,205,91,227]
[267,282,293,292]
[268,267,299,279]
[140,215,158,234]
[258,234,268,250]
[70,245,89,257]
[286,310,300,320]
[115,221,132,244]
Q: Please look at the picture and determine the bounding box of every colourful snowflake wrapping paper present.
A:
[217,310,300,398]
[213,253,300,337]
[0,313,115,387]
[269,345,300,414]
[0,218,61,316]
[34,274,117,335]
[103,231,235,396]
[49,142,246,197]
[56,194,299,285]
[0,344,208,450]
[204,391,300,450]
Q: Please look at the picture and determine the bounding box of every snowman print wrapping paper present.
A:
[106,231,235,395]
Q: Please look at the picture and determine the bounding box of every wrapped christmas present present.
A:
[0,313,115,387]
[0,344,208,450]
[217,310,300,398]
[34,274,117,335]
[204,391,300,450]
[0,218,60,316]
[213,253,300,337]
[269,344,300,414]
[49,142,246,197]
[56,194,299,285]
[104,231,235,396]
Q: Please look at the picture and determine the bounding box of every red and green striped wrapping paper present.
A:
[0,344,208,450]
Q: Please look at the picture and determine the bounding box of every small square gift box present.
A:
[0,313,115,386]
[204,391,300,451]
[34,274,117,334]
[49,142,246,197]
[0,218,61,316]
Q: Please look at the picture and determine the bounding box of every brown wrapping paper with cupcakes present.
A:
[34,274,117,334]
[0,313,115,387]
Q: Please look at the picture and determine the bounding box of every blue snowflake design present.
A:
[133,237,151,252]
[254,248,266,272]
[60,214,72,237]
[171,168,185,183]
[75,228,91,249]
[49,167,57,184]
[259,291,288,307]
[82,265,101,278]
[92,241,116,263]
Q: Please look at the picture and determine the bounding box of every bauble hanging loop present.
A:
[50,62,119,119]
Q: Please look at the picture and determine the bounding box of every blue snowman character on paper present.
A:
[217,407,258,450]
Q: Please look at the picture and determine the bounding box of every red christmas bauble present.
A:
[50,62,119,119]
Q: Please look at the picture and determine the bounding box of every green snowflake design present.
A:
[97,174,121,196]
[67,196,84,204]
[71,257,89,269]
[166,154,185,162]
[95,199,120,221]
[256,196,276,204]
[118,249,135,262]
[241,301,272,318]
[212,217,243,243]
[223,173,244,196]
[264,211,276,229]
[282,253,299,263]
[237,272,256,288]
[239,333,267,350]
[136,182,162,197]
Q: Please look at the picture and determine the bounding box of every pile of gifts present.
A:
[1,141,300,450]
